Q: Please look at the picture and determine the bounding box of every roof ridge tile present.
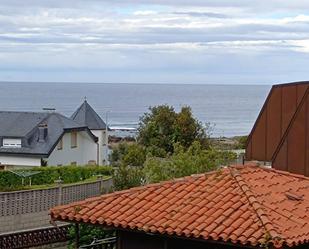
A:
[228,167,283,247]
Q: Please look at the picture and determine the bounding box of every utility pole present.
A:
[105,111,110,165]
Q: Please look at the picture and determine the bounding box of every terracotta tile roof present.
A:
[50,165,309,248]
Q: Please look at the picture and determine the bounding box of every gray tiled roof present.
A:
[0,111,97,156]
[0,112,49,137]
[71,100,107,130]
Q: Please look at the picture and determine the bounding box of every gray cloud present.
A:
[0,0,309,84]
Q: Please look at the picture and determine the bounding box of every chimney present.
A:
[38,123,48,142]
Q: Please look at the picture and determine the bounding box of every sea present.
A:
[0,82,271,137]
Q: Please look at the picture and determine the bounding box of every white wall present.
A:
[0,156,41,167]
[91,129,108,165]
[47,131,98,166]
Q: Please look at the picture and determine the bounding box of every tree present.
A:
[122,143,146,166]
[113,165,144,191]
[138,105,209,153]
[109,143,146,166]
[143,141,236,183]
[236,135,248,149]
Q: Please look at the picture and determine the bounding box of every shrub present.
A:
[113,165,144,191]
[236,135,248,149]
[144,142,236,183]
[138,105,209,154]
[0,165,113,191]
[110,142,147,166]
[67,224,115,248]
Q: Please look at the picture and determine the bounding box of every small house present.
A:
[50,164,309,248]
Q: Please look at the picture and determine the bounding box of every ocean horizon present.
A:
[0,82,271,137]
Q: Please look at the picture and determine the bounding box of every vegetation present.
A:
[108,104,238,191]
[112,141,236,189]
[138,105,209,153]
[110,143,146,166]
[113,165,145,191]
[235,135,248,149]
[210,135,248,150]
[0,165,113,191]
[68,224,115,249]
[144,142,236,183]
[68,105,237,247]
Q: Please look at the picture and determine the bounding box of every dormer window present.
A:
[2,138,22,148]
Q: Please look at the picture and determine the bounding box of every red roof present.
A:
[50,165,309,248]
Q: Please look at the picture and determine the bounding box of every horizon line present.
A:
[0,80,273,86]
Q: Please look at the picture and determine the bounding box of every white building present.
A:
[0,101,108,169]
[71,100,109,165]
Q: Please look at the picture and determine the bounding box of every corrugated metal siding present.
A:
[246,82,309,162]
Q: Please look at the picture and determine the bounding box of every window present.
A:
[57,138,63,150]
[71,131,77,148]
[2,138,22,148]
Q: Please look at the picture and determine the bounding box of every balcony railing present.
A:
[79,237,117,249]
[0,225,69,249]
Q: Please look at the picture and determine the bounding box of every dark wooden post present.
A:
[163,238,168,249]
[116,230,121,249]
[75,223,80,248]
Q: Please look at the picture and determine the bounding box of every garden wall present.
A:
[0,178,113,233]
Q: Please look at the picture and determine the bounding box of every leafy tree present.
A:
[174,106,209,148]
[236,135,248,149]
[110,143,146,166]
[122,143,146,166]
[144,141,236,183]
[145,145,167,158]
[138,105,177,153]
[113,165,145,191]
[138,105,209,153]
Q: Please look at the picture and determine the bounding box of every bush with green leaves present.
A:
[138,105,209,154]
[110,142,146,166]
[112,141,237,189]
[143,141,236,183]
[235,135,248,149]
[67,224,115,248]
[0,165,113,191]
[113,165,144,191]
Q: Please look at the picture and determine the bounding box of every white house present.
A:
[71,100,109,165]
[0,102,108,169]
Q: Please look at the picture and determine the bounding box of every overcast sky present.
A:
[1,0,309,84]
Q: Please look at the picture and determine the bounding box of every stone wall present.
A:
[28,241,68,249]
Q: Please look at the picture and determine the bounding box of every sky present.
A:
[1,0,309,84]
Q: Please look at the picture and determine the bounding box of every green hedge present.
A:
[0,165,113,191]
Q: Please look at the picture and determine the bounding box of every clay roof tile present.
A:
[50,164,309,248]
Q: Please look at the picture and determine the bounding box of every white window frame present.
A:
[2,138,22,148]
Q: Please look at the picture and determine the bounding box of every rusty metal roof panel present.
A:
[272,87,309,176]
[246,81,309,162]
